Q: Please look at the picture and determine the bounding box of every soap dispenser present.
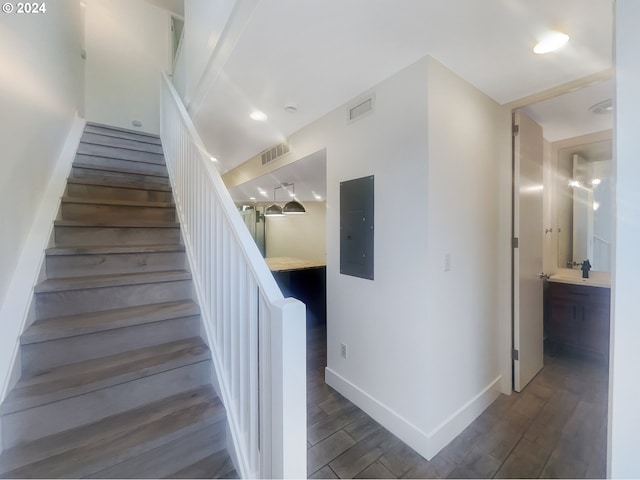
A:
[581,259,592,279]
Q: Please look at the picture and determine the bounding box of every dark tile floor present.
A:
[306,325,608,479]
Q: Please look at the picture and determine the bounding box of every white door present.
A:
[513,111,544,392]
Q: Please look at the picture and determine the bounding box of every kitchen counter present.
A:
[265,256,326,272]
[549,268,611,288]
[265,257,326,325]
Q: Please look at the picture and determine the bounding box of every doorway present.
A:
[512,79,614,472]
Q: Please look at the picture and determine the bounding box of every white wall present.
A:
[182,0,236,103]
[609,1,640,476]
[265,202,326,262]
[422,58,510,449]
[84,0,170,134]
[0,0,84,318]
[221,56,510,460]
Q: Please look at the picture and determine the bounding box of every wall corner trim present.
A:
[325,367,502,460]
[0,116,86,406]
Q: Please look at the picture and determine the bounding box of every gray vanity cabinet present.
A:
[546,281,610,356]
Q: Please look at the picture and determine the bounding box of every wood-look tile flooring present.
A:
[306,326,608,479]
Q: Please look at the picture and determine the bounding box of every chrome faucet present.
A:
[581,259,592,279]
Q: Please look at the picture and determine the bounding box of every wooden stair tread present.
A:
[61,196,175,208]
[73,159,169,178]
[22,300,200,345]
[66,177,172,191]
[167,450,238,479]
[1,338,210,415]
[35,269,191,293]
[54,219,179,228]
[0,386,223,478]
[45,243,185,256]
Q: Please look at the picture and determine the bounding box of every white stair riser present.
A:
[46,251,186,278]
[21,315,201,373]
[80,133,165,155]
[1,361,211,449]
[83,125,162,145]
[77,143,165,164]
[61,202,176,224]
[36,280,192,319]
[71,167,170,186]
[75,155,168,176]
[55,225,181,246]
[66,183,172,203]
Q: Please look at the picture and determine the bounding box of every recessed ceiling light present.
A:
[589,99,613,115]
[534,31,569,54]
[249,197,256,201]
[250,111,267,121]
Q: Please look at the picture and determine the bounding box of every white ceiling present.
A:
[144,0,184,16]
[197,0,613,201]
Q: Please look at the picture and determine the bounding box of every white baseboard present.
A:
[325,367,502,460]
[0,116,85,406]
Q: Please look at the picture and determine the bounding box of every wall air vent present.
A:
[261,142,290,166]
[347,93,375,123]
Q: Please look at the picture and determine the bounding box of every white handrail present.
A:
[159,73,306,479]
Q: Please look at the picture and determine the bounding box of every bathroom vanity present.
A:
[546,269,611,357]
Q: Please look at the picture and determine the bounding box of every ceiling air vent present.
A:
[261,142,290,166]
[347,93,375,123]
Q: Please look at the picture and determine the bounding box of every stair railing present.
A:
[160,73,306,479]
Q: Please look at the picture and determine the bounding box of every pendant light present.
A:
[283,199,306,214]
[283,183,306,214]
[265,185,284,216]
[265,203,284,216]
[263,183,306,216]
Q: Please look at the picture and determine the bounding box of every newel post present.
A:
[270,298,307,479]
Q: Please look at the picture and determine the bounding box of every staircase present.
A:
[0,123,237,479]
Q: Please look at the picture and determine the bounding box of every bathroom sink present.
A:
[549,268,611,288]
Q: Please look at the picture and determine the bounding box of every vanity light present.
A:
[534,31,569,54]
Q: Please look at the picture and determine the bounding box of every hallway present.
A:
[306,325,608,478]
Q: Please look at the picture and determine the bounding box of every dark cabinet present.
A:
[546,281,610,356]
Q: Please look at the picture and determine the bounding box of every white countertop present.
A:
[549,268,611,288]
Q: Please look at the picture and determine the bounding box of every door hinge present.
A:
[512,349,519,361]
[512,237,519,248]
[512,124,520,136]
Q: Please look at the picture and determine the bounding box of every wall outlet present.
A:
[444,253,451,271]
[340,343,348,359]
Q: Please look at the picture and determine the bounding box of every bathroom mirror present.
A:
[556,133,612,272]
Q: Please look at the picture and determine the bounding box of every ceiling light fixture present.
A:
[533,31,569,54]
[250,111,267,121]
[284,104,298,113]
[264,183,306,216]
[209,156,218,162]
[589,99,613,115]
